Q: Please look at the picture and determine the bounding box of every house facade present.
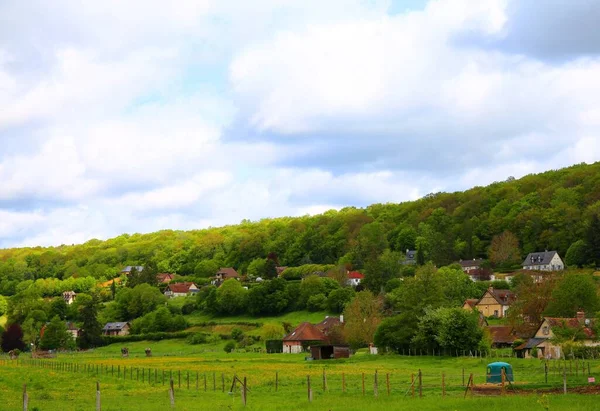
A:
[156,273,175,283]
[213,267,240,285]
[347,271,364,287]
[475,287,515,318]
[120,266,144,275]
[164,282,199,298]
[517,312,597,359]
[282,322,327,354]
[459,259,484,272]
[62,291,77,305]
[522,251,564,271]
[103,322,130,336]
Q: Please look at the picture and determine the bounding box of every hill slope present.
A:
[0,161,599,292]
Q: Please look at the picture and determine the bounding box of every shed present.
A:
[486,362,514,383]
[310,345,350,360]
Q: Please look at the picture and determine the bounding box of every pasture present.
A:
[2,344,600,410]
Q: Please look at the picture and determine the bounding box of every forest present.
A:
[0,161,599,298]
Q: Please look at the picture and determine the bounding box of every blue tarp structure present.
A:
[486,362,514,383]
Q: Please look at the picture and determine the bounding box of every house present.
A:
[120,266,144,275]
[316,316,343,334]
[102,322,130,336]
[347,271,364,286]
[62,291,77,305]
[462,299,479,312]
[487,326,517,348]
[459,259,484,273]
[475,287,516,318]
[276,266,288,276]
[156,273,175,283]
[403,249,417,265]
[66,322,80,339]
[282,322,327,354]
[214,267,240,283]
[522,250,564,271]
[164,282,199,298]
[516,312,597,359]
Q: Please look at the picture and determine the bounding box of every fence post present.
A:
[242,377,247,407]
[169,379,175,408]
[386,373,390,396]
[342,373,346,393]
[275,371,278,392]
[442,372,445,397]
[362,373,365,395]
[545,362,548,384]
[23,384,28,411]
[307,375,312,402]
[418,369,422,398]
[462,368,465,386]
[563,367,567,394]
[501,368,506,396]
[96,381,101,411]
[322,369,327,391]
[588,362,591,376]
[374,370,378,397]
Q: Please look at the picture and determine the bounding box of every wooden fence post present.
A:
[386,373,390,396]
[462,368,465,386]
[275,371,278,392]
[242,377,247,407]
[545,362,548,384]
[23,384,28,411]
[342,373,346,393]
[307,375,312,402]
[418,369,422,398]
[501,368,506,396]
[96,381,101,411]
[374,370,378,397]
[362,373,365,395]
[322,369,327,391]
[442,373,445,397]
[563,367,567,394]
[169,379,175,409]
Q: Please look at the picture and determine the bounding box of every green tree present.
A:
[216,279,247,315]
[489,230,521,268]
[545,273,600,317]
[342,291,383,349]
[412,307,483,353]
[246,258,266,279]
[327,288,355,313]
[194,260,220,278]
[77,294,103,349]
[264,258,278,280]
[0,295,7,316]
[306,294,327,312]
[364,249,403,293]
[49,297,68,320]
[437,265,477,306]
[299,275,326,308]
[357,222,388,266]
[40,316,73,350]
[565,240,588,268]
[261,323,285,341]
[586,214,600,267]
[374,312,418,353]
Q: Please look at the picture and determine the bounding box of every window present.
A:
[542,326,549,335]
[494,310,499,317]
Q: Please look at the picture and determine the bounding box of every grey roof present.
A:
[459,259,484,268]
[103,322,129,331]
[121,265,144,273]
[523,337,546,349]
[522,251,558,266]
[403,250,416,265]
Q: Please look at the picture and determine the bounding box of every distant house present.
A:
[156,273,175,283]
[475,287,516,318]
[459,259,484,273]
[315,316,344,336]
[120,266,144,275]
[66,322,80,340]
[487,326,517,348]
[164,282,199,298]
[522,251,564,271]
[103,322,130,337]
[516,312,597,359]
[62,291,77,305]
[403,250,417,265]
[462,299,479,312]
[276,266,288,277]
[214,267,240,283]
[282,322,327,354]
[347,271,364,287]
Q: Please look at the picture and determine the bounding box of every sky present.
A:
[1,0,600,248]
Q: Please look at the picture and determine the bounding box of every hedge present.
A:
[101,331,192,345]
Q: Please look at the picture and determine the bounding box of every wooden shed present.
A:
[310,345,350,360]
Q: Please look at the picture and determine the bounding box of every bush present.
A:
[307,293,327,312]
[181,300,197,315]
[102,331,191,345]
[224,340,236,353]
[327,288,355,313]
[187,332,211,345]
[231,328,244,341]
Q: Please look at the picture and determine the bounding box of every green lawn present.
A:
[184,310,332,326]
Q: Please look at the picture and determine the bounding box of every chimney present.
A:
[340,315,344,324]
[577,311,585,324]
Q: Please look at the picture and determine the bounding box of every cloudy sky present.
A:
[1,0,600,248]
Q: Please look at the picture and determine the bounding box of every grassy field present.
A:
[2,347,600,410]
[184,310,331,326]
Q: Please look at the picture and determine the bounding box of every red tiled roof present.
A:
[348,271,364,279]
[464,299,478,308]
[487,326,516,344]
[485,288,516,306]
[316,317,342,334]
[276,266,288,275]
[156,273,175,283]
[217,267,239,278]
[167,282,196,294]
[283,322,327,342]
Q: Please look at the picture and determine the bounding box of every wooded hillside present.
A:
[1,161,599,295]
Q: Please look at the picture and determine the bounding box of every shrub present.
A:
[231,328,244,342]
[307,293,327,312]
[181,300,197,315]
[187,332,211,345]
[224,340,236,353]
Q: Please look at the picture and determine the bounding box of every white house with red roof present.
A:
[347,271,364,287]
[164,282,199,298]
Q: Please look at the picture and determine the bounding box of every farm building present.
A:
[102,322,130,336]
[487,326,517,348]
[475,287,516,318]
[62,291,77,305]
[282,322,327,354]
[310,345,350,360]
[164,282,199,298]
[347,271,364,286]
[156,273,175,283]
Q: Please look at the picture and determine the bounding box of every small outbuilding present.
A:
[310,345,350,360]
[486,362,514,383]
